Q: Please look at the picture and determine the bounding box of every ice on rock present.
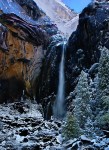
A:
[56,134,63,144]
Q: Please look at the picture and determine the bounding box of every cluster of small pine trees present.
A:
[63,70,92,139]
[63,46,109,140]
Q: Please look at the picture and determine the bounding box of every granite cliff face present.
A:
[0,0,79,103]
[35,0,79,37]
[0,0,109,118]
[66,1,109,94]
[33,1,109,118]
[1,1,109,149]
[0,0,59,103]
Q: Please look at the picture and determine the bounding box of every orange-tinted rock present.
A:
[0,0,59,103]
[0,27,38,102]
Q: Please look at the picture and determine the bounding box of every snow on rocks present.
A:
[80,135,91,143]
[1,101,109,149]
[0,101,63,150]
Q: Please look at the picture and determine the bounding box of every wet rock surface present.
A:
[35,38,65,100]
[35,1,109,102]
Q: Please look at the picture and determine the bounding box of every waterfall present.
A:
[53,42,66,119]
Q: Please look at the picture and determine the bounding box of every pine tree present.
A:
[73,71,91,128]
[97,47,109,107]
[63,113,80,140]
[96,47,109,127]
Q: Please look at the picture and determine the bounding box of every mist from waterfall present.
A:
[53,42,66,119]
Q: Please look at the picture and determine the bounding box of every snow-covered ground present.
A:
[0,100,109,150]
[0,100,63,149]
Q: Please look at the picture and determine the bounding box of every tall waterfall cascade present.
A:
[53,41,66,119]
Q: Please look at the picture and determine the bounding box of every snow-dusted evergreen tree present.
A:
[73,71,91,128]
[96,47,109,127]
[62,112,80,140]
[96,47,109,107]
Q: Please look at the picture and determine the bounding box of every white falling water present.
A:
[53,42,66,119]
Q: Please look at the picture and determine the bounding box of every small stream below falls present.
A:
[53,41,66,119]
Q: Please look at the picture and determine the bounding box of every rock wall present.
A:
[66,1,109,94]
[0,0,58,103]
[33,1,109,119]
[35,0,78,37]
[0,0,109,116]
[35,36,64,100]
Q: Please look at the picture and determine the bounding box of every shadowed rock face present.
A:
[68,2,109,66]
[35,1,109,103]
[15,0,43,20]
[0,0,59,103]
[0,0,44,23]
[0,24,8,52]
[65,1,109,94]
[35,39,64,100]
[0,13,48,45]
